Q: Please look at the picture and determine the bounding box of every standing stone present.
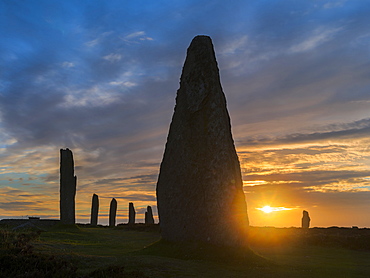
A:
[90,194,99,226]
[60,148,77,224]
[128,202,135,225]
[145,206,154,224]
[109,198,117,227]
[302,210,310,229]
[156,36,249,247]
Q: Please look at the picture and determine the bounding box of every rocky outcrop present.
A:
[145,206,154,224]
[156,36,249,247]
[90,194,99,226]
[109,198,117,227]
[128,202,135,225]
[60,148,77,224]
[302,210,310,229]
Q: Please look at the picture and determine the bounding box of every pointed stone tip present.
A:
[192,35,211,41]
[189,35,213,49]
[182,35,216,76]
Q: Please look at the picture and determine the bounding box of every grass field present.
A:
[2,224,370,277]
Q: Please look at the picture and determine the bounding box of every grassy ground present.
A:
[2,224,370,277]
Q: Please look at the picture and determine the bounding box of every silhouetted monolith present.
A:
[156,36,249,247]
[60,148,77,224]
[302,210,310,229]
[145,206,154,224]
[128,202,135,225]
[90,194,99,226]
[109,198,117,227]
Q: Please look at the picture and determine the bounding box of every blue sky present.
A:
[2,0,370,226]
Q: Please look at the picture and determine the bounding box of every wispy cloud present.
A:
[323,0,348,9]
[85,31,114,47]
[103,53,122,62]
[122,31,154,43]
[237,117,370,148]
[62,84,121,107]
[125,31,146,39]
[289,27,342,53]
[220,36,248,55]
[61,61,75,68]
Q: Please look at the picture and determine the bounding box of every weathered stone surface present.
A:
[109,198,117,227]
[60,148,77,224]
[302,210,310,229]
[128,202,135,225]
[156,36,249,247]
[145,206,154,224]
[90,194,99,226]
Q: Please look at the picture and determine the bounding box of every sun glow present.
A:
[259,205,274,213]
[257,206,294,213]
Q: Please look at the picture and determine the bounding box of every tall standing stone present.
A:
[90,194,99,226]
[156,36,249,247]
[145,206,154,224]
[109,198,117,227]
[302,210,310,229]
[60,148,77,224]
[128,202,135,225]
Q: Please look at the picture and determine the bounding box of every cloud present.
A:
[1,0,370,226]
[121,31,154,43]
[103,53,122,62]
[323,0,347,9]
[125,31,146,39]
[289,27,342,53]
[85,31,114,48]
[237,117,370,147]
[109,81,136,87]
[94,174,158,186]
[106,194,156,202]
[61,61,75,68]
[62,85,121,107]
[237,117,370,212]
[219,36,248,55]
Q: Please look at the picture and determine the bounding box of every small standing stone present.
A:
[145,206,154,224]
[128,202,135,225]
[302,210,311,229]
[60,148,77,224]
[90,194,99,226]
[109,198,117,227]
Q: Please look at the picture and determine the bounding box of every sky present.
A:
[1,0,370,227]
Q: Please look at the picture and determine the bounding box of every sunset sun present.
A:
[259,205,274,213]
[256,206,294,214]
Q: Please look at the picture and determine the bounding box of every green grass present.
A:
[34,225,161,275]
[3,225,370,277]
[251,244,370,277]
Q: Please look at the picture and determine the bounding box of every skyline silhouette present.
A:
[2,1,370,227]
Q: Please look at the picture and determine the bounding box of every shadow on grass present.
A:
[134,239,269,266]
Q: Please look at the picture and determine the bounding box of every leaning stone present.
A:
[156,36,249,247]
[60,148,77,224]
[128,202,135,225]
[145,206,155,224]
